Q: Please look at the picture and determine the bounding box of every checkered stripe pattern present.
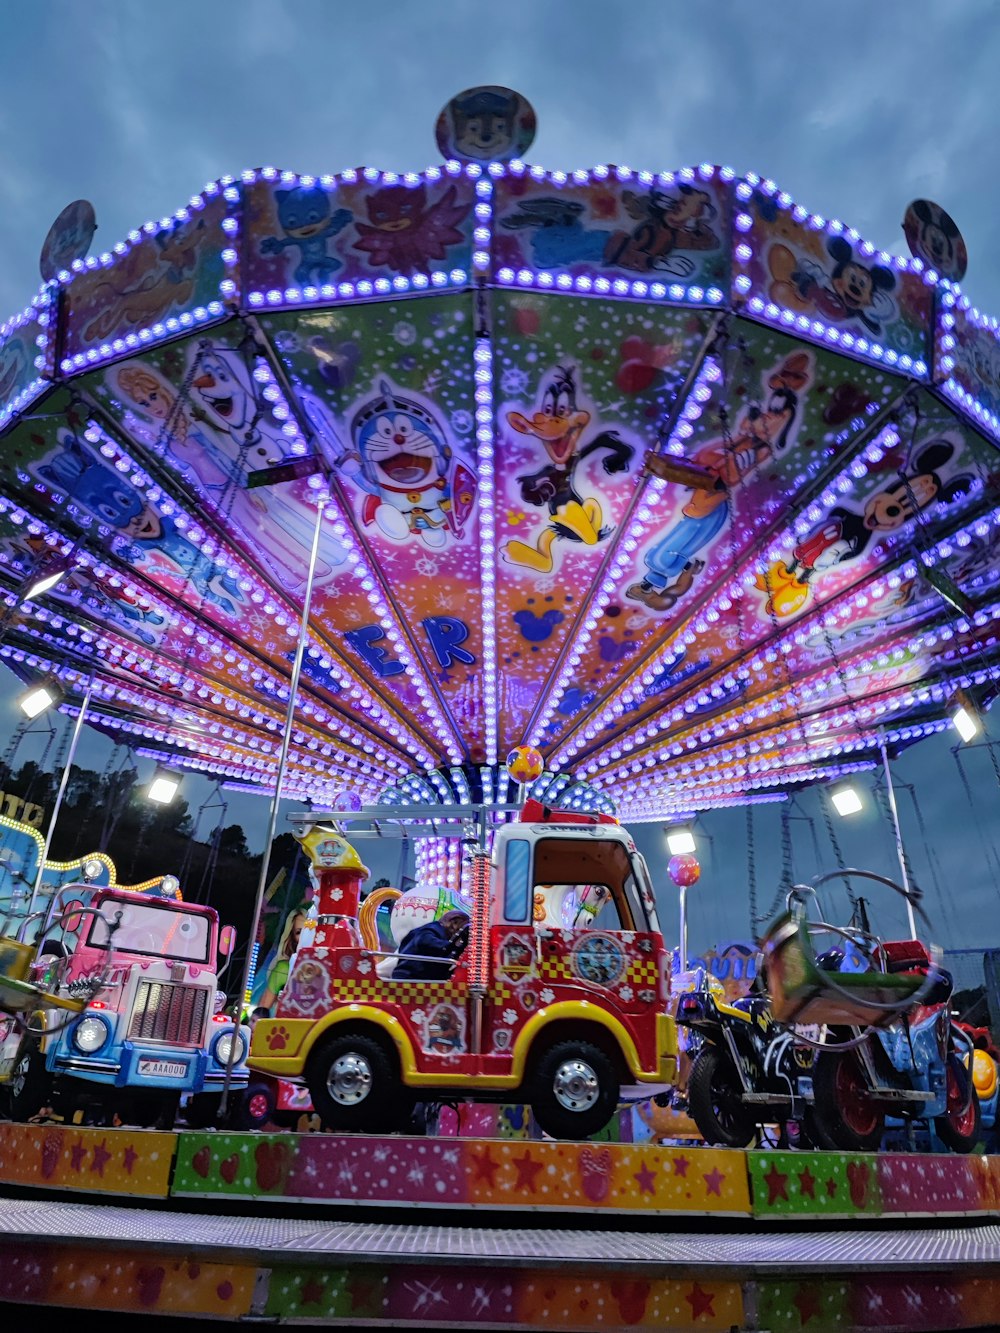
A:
[536,954,573,982]
[625,958,659,985]
[329,976,464,1005]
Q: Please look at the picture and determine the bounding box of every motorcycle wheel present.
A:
[934,1054,982,1153]
[810,1049,885,1151]
[687,1046,757,1148]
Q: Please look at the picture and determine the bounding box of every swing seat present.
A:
[0,937,87,1015]
[0,936,38,1011]
[761,911,927,1028]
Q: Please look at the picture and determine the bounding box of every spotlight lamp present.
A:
[665,825,697,856]
[17,676,65,719]
[951,688,980,744]
[147,768,182,805]
[831,784,863,817]
[21,558,74,603]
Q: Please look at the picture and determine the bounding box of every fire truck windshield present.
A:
[86,900,211,963]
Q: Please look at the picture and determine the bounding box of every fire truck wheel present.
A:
[530,1040,620,1140]
[7,1043,53,1122]
[307,1031,404,1133]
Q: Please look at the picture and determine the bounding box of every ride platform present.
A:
[0,1122,999,1330]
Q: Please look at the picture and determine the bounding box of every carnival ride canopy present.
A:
[1,135,999,825]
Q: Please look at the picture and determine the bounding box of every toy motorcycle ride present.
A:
[674,966,817,1149]
[761,869,981,1154]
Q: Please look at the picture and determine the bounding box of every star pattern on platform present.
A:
[90,1138,112,1176]
[685,1282,716,1319]
[673,1154,690,1177]
[300,1276,327,1307]
[122,1143,139,1175]
[511,1150,543,1191]
[797,1166,816,1199]
[633,1160,657,1194]
[702,1166,725,1197]
[70,1138,88,1171]
[471,1148,500,1186]
[793,1283,823,1325]
[763,1162,789,1204]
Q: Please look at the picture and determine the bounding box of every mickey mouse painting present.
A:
[768,235,897,335]
[760,437,975,617]
[902,199,968,283]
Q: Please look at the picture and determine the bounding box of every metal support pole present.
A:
[678,883,690,974]
[218,497,326,1117]
[26,680,94,917]
[879,735,918,937]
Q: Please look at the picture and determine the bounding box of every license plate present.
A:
[137,1058,188,1079]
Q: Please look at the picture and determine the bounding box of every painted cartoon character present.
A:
[260,185,352,286]
[347,378,474,547]
[501,184,719,277]
[501,198,608,269]
[447,86,523,160]
[190,340,283,464]
[82,217,205,343]
[759,437,975,617]
[0,338,27,401]
[35,429,245,614]
[182,340,345,590]
[769,236,897,335]
[427,1004,464,1054]
[902,199,967,282]
[604,185,718,275]
[503,365,633,573]
[351,182,468,274]
[626,351,812,611]
[69,573,168,646]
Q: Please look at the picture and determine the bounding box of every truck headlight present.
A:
[214,1031,247,1067]
[73,1014,110,1054]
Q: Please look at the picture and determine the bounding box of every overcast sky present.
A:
[1,0,999,956]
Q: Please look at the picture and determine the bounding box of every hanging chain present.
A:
[746,803,757,930]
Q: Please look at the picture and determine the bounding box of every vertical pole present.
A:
[879,735,918,937]
[678,883,689,974]
[27,681,94,917]
[219,497,326,1115]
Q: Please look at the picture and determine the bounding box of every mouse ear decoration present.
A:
[768,351,811,392]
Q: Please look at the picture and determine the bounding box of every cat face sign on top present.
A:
[435,86,537,163]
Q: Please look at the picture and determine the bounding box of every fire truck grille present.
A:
[128,982,209,1046]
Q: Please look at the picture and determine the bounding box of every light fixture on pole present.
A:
[147,767,182,805]
[20,556,74,603]
[25,677,95,915]
[951,688,980,744]
[665,825,696,856]
[17,676,65,720]
[831,784,864,817]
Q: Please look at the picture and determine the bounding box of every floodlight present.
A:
[951,689,980,744]
[147,768,182,805]
[666,826,696,856]
[831,785,863,817]
[17,677,65,719]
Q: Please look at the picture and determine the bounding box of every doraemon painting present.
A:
[345,378,475,548]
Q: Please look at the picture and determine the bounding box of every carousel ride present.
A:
[0,87,998,1330]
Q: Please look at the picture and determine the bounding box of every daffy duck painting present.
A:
[503,365,633,572]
